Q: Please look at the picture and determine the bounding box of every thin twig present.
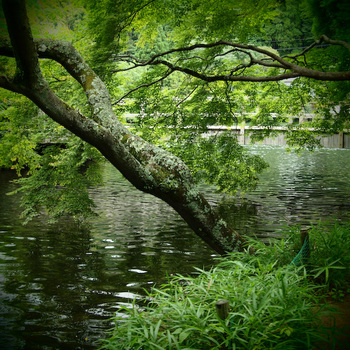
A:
[224,81,238,125]
[112,69,173,105]
[319,35,350,51]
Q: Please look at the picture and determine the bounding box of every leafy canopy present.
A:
[0,0,349,221]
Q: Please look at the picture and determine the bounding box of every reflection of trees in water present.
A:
[0,165,218,348]
[218,197,259,237]
[90,164,216,282]
[1,148,350,348]
[0,219,106,348]
[0,170,23,225]
[227,147,350,237]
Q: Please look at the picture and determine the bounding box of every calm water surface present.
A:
[0,146,349,349]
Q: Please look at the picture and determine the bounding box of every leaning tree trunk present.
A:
[0,0,248,255]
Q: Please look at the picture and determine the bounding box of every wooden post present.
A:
[300,228,309,246]
[339,132,344,149]
[241,126,246,145]
[216,299,230,320]
[216,300,231,350]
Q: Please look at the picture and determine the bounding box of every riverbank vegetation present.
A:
[100,221,350,349]
[1,1,350,348]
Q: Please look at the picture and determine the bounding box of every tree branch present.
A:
[0,0,252,255]
[175,84,199,109]
[282,40,321,61]
[0,34,121,129]
[0,73,23,93]
[151,58,301,82]
[319,34,350,52]
[113,69,174,105]
[114,38,350,82]
[2,0,43,86]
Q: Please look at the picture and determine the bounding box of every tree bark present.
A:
[116,38,350,83]
[0,0,247,255]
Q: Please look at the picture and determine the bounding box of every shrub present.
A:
[100,257,327,349]
[279,221,350,291]
[100,220,350,349]
[308,221,350,291]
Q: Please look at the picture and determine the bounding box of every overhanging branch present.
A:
[0,0,252,255]
[112,37,350,84]
[319,34,350,52]
[151,58,301,82]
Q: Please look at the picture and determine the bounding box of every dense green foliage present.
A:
[165,132,269,194]
[100,221,350,349]
[307,0,350,42]
[288,222,350,291]
[0,0,349,221]
[1,2,349,346]
[103,0,350,181]
[0,92,103,222]
[0,0,104,221]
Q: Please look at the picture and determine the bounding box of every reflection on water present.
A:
[0,146,349,349]
[0,169,216,349]
[218,146,350,239]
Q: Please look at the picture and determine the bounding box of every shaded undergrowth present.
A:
[100,220,350,349]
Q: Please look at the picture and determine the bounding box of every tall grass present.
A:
[307,221,350,291]
[100,220,350,350]
[280,221,350,291]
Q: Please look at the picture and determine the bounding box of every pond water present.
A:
[0,146,349,349]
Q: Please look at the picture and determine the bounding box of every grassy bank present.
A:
[100,221,350,349]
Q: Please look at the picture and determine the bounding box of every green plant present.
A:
[100,221,350,349]
[100,248,332,350]
[297,221,350,291]
[329,288,346,302]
